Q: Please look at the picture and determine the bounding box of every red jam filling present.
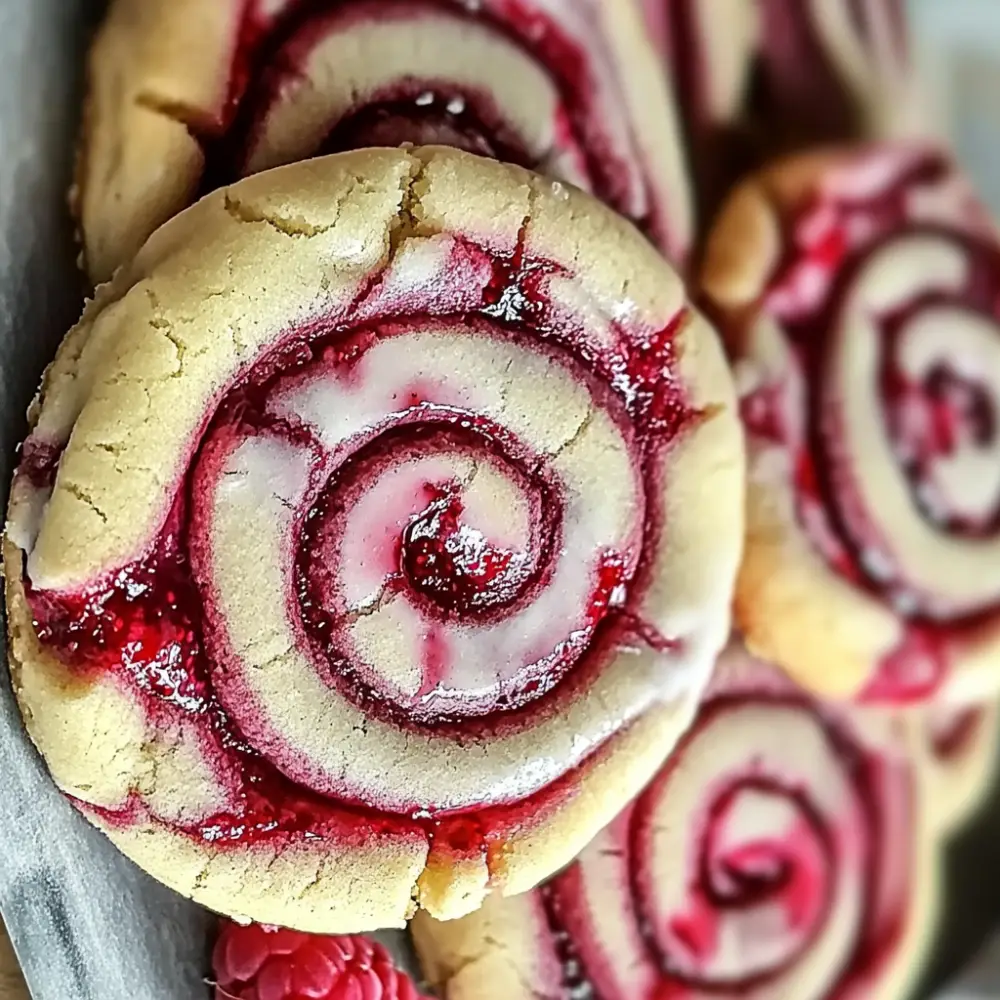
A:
[928,705,984,760]
[741,150,1000,702]
[319,88,534,166]
[17,438,64,489]
[21,240,694,852]
[205,0,646,231]
[540,694,913,997]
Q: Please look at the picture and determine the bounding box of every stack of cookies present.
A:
[5,2,998,998]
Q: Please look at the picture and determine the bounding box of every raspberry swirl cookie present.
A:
[412,644,939,1000]
[77,0,691,283]
[639,0,757,221]
[5,148,742,931]
[703,144,1000,703]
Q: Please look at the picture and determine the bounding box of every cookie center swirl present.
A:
[654,781,829,981]
[821,236,1000,619]
[544,689,912,1000]
[889,306,1000,535]
[193,317,643,751]
[399,482,535,615]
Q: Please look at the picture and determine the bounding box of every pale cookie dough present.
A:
[6,147,743,932]
[413,643,941,1000]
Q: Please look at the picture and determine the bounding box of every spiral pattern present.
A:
[79,0,691,283]
[702,144,1000,703]
[5,149,742,931]
[412,646,938,1000]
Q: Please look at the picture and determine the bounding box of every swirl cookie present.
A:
[637,0,919,223]
[412,644,939,1000]
[703,143,1000,703]
[76,0,692,283]
[5,148,743,932]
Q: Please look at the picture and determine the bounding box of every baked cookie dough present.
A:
[5,147,743,932]
[76,0,692,283]
[413,642,940,1000]
[703,143,1000,704]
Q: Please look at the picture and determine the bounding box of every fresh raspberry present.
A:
[213,921,426,1000]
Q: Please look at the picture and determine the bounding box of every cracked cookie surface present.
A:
[5,147,743,931]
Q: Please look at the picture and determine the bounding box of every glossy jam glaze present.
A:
[737,148,1000,702]
[535,669,918,999]
[20,235,696,855]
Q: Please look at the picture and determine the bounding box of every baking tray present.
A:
[0,1,998,997]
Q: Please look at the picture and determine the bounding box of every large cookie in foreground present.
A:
[412,643,940,1000]
[76,0,692,283]
[703,143,1000,705]
[4,147,743,932]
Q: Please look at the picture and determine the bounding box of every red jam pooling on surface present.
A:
[21,239,694,851]
[399,483,534,614]
[744,149,1000,701]
[202,0,647,230]
[539,692,914,998]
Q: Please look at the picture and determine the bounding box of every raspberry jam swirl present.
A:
[80,0,688,282]
[703,144,1000,704]
[638,0,756,220]
[413,647,937,1000]
[6,150,742,930]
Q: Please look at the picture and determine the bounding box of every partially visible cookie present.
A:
[76,0,692,282]
[907,698,1000,835]
[638,0,758,222]
[6,147,743,932]
[703,143,1000,704]
[413,643,940,1000]
[637,0,924,229]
